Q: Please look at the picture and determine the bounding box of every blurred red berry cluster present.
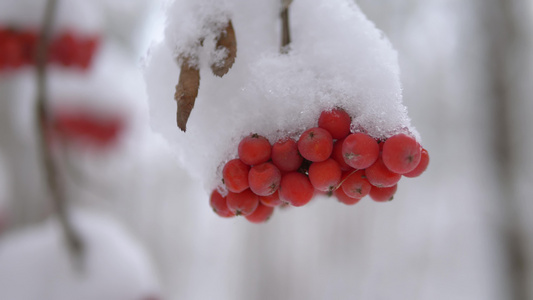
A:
[209,108,430,223]
[0,27,99,71]
[46,107,125,151]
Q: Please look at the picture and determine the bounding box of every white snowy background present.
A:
[1,0,532,300]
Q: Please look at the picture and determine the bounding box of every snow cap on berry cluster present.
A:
[146,0,419,193]
[0,0,103,35]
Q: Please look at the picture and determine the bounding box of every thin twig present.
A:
[280,0,292,53]
[35,0,84,264]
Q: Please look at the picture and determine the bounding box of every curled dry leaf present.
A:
[175,57,200,132]
[211,20,237,77]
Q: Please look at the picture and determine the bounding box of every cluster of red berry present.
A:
[0,27,99,71]
[210,108,429,223]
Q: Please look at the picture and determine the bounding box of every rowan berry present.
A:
[342,133,379,169]
[331,138,352,171]
[226,189,259,216]
[210,189,235,218]
[341,170,371,198]
[403,148,429,178]
[238,134,271,165]
[222,159,250,193]
[279,172,314,207]
[334,187,362,206]
[382,134,421,174]
[365,156,401,187]
[245,203,274,223]
[248,162,281,196]
[318,108,351,139]
[259,190,283,207]
[297,127,333,162]
[308,158,342,192]
[271,138,303,172]
[369,184,398,202]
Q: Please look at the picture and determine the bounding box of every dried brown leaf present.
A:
[211,20,237,77]
[175,57,200,132]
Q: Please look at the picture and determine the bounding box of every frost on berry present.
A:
[382,134,422,174]
[341,170,371,199]
[210,189,235,218]
[334,187,362,206]
[369,184,398,202]
[271,138,303,172]
[226,189,259,216]
[238,134,272,166]
[403,148,430,178]
[365,156,402,188]
[318,108,351,139]
[308,158,342,192]
[245,203,274,224]
[279,172,314,207]
[342,133,379,169]
[222,159,250,193]
[297,127,333,162]
[248,162,281,196]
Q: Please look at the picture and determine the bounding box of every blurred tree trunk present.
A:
[479,0,530,299]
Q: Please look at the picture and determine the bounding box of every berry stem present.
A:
[35,0,84,268]
[280,0,292,53]
[333,169,359,191]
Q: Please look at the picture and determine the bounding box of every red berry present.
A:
[222,159,250,193]
[19,30,37,65]
[50,31,77,66]
[279,172,314,207]
[76,36,99,70]
[238,134,271,165]
[209,189,235,218]
[308,158,342,192]
[297,127,333,162]
[318,108,351,139]
[1,33,24,68]
[365,156,401,187]
[271,138,303,172]
[369,184,398,202]
[331,138,352,171]
[382,134,421,174]
[403,148,429,178]
[245,203,274,223]
[226,189,259,216]
[248,162,281,196]
[341,170,371,198]
[259,190,283,207]
[334,187,362,205]
[342,133,379,169]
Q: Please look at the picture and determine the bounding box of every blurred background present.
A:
[1,0,532,299]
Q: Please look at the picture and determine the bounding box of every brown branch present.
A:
[175,57,200,132]
[211,20,237,77]
[280,0,293,53]
[35,0,84,263]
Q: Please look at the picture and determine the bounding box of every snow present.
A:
[2,0,526,300]
[0,209,160,300]
[148,0,416,192]
[0,0,103,35]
